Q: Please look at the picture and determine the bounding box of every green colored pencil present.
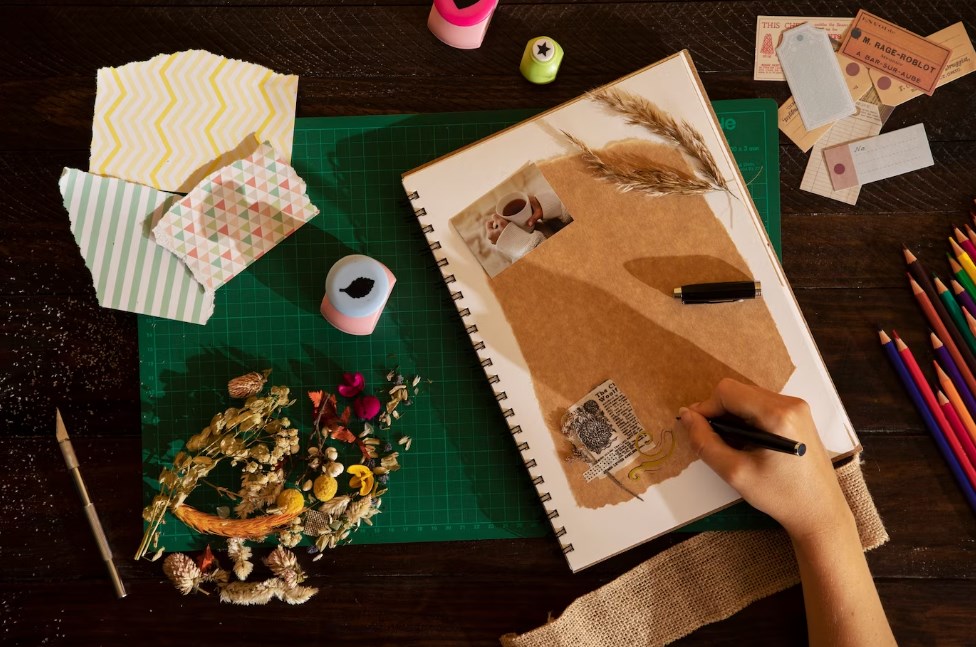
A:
[935,275,976,355]
[948,254,976,301]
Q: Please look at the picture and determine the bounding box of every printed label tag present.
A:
[868,22,976,106]
[777,23,856,130]
[823,123,934,190]
[754,16,853,81]
[839,10,951,95]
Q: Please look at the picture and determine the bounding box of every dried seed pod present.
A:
[326,462,344,478]
[325,447,338,461]
[227,370,271,399]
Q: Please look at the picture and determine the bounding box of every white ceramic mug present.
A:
[495,191,533,227]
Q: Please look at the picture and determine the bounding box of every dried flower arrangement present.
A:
[138,365,428,605]
[563,87,736,199]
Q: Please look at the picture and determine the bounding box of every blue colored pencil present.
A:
[880,328,976,512]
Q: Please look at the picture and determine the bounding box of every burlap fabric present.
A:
[500,455,887,647]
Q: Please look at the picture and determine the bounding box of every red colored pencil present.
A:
[965,223,976,250]
[895,334,976,489]
[907,274,976,396]
[954,228,976,260]
[938,391,976,469]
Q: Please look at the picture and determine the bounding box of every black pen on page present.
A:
[679,413,806,456]
[673,281,761,304]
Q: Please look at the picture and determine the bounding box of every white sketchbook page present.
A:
[403,52,858,572]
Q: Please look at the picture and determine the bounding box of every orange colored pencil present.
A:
[935,362,976,448]
[908,275,976,396]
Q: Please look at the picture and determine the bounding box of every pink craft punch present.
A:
[320,255,396,336]
[427,0,498,50]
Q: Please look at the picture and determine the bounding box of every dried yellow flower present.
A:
[312,475,338,502]
[275,489,306,515]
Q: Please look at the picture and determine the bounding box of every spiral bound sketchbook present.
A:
[402,51,860,572]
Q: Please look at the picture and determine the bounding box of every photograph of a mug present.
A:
[496,191,533,227]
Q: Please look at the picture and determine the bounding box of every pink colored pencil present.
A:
[938,392,976,470]
[954,228,976,260]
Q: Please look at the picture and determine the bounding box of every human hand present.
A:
[485,215,508,244]
[525,196,544,229]
[678,378,852,541]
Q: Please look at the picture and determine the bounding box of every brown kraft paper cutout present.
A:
[489,139,794,508]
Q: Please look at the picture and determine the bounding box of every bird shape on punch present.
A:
[321,254,396,335]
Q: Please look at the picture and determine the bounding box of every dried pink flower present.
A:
[337,372,365,398]
[353,395,381,420]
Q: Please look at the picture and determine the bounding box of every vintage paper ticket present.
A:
[823,123,933,191]
[777,24,856,130]
[839,10,951,95]
[778,51,874,151]
[561,380,645,482]
[868,22,976,106]
[800,101,883,205]
[755,16,853,81]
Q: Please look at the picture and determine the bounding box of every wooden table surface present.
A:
[2,1,975,645]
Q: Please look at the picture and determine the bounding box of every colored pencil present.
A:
[930,332,976,417]
[880,330,976,511]
[965,307,976,339]
[907,274,976,396]
[965,224,976,252]
[951,279,976,319]
[947,254,976,301]
[938,391,976,468]
[893,333,976,493]
[954,228,976,260]
[949,238,976,286]
[934,276,976,354]
[935,361,976,448]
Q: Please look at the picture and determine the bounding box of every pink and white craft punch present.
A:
[427,0,498,50]
[321,255,396,336]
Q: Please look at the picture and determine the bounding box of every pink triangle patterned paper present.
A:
[152,142,320,291]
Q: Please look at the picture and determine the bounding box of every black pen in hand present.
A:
[706,415,806,456]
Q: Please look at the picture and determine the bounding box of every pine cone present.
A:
[228,370,270,399]
[163,553,202,595]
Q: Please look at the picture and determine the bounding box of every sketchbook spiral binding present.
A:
[409,190,572,555]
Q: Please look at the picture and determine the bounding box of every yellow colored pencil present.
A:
[935,362,976,448]
[950,238,976,285]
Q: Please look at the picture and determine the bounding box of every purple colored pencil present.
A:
[931,332,976,420]
[951,279,976,319]
[882,329,976,512]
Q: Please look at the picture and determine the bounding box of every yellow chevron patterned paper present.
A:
[89,50,298,193]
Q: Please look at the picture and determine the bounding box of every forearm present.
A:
[791,512,896,647]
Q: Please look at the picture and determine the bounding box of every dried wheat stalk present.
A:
[562,132,716,197]
[564,87,734,198]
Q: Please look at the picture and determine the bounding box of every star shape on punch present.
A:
[537,41,551,57]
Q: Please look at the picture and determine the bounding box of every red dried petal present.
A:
[353,395,381,420]
[337,372,366,398]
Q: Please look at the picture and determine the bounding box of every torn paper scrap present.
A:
[152,142,320,291]
[89,50,298,193]
[823,123,933,191]
[59,168,215,325]
[799,101,883,205]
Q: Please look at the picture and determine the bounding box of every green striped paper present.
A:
[59,168,215,325]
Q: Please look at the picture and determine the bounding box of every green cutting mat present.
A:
[140,100,782,552]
